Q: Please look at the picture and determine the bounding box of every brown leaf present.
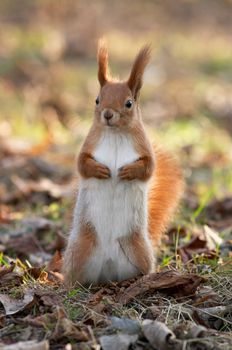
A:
[0,263,15,278]
[1,217,62,263]
[27,267,44,280]
[34,290,62,307]
[178,236,207,263]
[178,232,219,264]
[193,305,232,330]
[0,272,22,288]
[181,236,207,250]
[0,313,5,328]
[192,286,221,308]
[87,287,116,314]
[38,270,63,284]
[24,312,58,328]
[0,289,35,315]
[46,250,63,272]
[116,271,204,305]
[40,294,62,307]
[24,307,88,342]
[53,316,88,341]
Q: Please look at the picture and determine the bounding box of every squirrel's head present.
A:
[94,40,151,128]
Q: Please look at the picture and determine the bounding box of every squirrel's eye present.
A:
[95,96,100,105]
[125,99,133,109]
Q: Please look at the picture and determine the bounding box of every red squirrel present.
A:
[62,42,183,286]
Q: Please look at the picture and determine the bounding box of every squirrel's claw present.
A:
[95,164,111,179]
[118,165,135,181]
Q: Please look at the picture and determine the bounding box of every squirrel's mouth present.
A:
[106,120,114,127]
[103,118,119,127]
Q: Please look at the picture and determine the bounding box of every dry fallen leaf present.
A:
[192,286,221,308]
[87,286,117,314]
[193,305,232,330]
[142,320,177,350]
[34,289,62,307]
[116,271,204,304]
[0,340,49,350]
[0,216,61,260]
[53,316,88,341]
[178,233,218,263]
[0,263,15,278]
[109,316,141,334]
[0,289,35,315]
[50,306,88,341]
[203,225,223,248]
[99,334,138,350]
[186,324,207,339]
[46,250,63,272]
[0,271,22,288]
[38,270,63,284]
[24,306,88,342]
[24,311,60,329]
[0,314,5,328]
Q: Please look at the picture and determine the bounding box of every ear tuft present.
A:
[97,39,109,87]
[127,45,151,100]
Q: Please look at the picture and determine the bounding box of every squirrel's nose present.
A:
[104,110,114,120]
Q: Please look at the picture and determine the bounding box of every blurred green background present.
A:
[1,0,232,210]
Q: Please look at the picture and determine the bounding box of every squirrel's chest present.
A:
[75,131,149,284]
[93,130,138,175]
[78,130,148,241]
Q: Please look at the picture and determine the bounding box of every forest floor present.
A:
[0,139,232,350]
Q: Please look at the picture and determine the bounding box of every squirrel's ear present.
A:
[97,39,109,87]
[127,45,151,100]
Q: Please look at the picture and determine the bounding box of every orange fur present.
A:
[119,232,154,274]
[98,40,109,87]
[148,146,184,246]
[127,45,151,99]
[62,221,97,286]
[118,155,153,181]
[63,42,184,286]
[78,152,111,179]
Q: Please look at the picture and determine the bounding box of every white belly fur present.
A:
[71,129,150,283]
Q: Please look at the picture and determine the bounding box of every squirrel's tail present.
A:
[148,146,184,246]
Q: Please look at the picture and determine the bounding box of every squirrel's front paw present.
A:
[118,165,136,180]
[94,163,111,179]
